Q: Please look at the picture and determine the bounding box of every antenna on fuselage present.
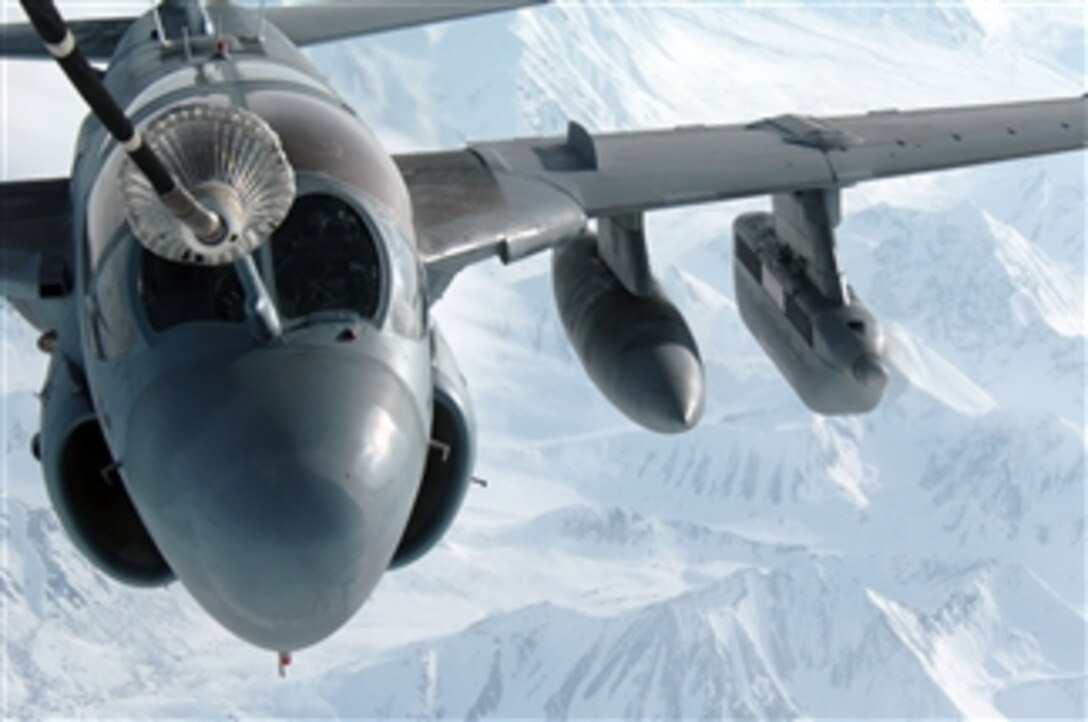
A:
[257,0,268,41]
[150,0,169,49]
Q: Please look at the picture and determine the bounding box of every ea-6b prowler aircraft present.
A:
[1,0,1084,658]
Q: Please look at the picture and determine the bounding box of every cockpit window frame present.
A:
[117,173,422,346]
[270,173,395,333]
[136,248,249,334]
[87,225,140,360]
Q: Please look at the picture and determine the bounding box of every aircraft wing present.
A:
[264,0,545,47]
[0,18,130,60]
[397,95,1086,295]
[0,178,73,303]
[0,1,543,60]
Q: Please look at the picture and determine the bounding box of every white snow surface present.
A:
[2,1,1084,719]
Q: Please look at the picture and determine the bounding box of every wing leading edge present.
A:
[264,0,546,47]
[399,95,1086,294]
[0,18,130,60]
[0,1,545,60]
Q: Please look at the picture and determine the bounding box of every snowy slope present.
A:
[313,558,1082,720]
[2,0,1084,718]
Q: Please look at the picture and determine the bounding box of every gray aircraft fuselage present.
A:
[57,5,434,652]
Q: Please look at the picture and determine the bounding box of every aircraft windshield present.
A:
[139,253,247,331]
[269,194,383,321]
[136,193,419,338]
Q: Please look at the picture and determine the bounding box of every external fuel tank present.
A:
[552,235,704,433]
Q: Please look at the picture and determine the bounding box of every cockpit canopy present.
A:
[84,80,422,358]
[89,187,424,360]
[141,192,385,331]
[270,194,382,321]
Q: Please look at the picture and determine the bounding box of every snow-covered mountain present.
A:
[2,0,1084,718]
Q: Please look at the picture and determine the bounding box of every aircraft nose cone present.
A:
[124,349,428,651]
[191,454,384,651]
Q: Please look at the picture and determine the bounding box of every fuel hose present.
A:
[19,0,222,242]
